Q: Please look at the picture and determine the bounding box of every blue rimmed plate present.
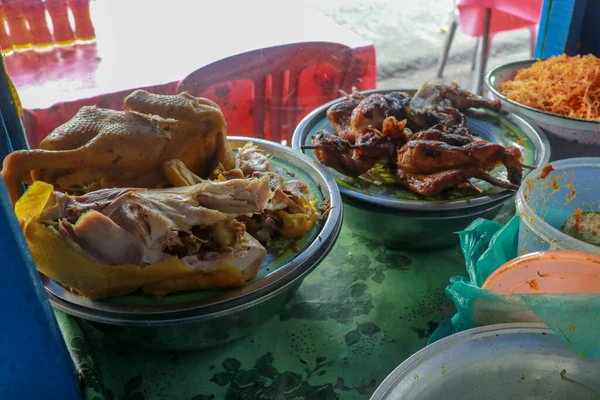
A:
[292,88,551,212]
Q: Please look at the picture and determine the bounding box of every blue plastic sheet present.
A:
[430,216,600,359]
[0,55,82,398]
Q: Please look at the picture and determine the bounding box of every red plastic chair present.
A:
[177,42,367,144]
[19,42,376,148]
[437,0,543,94]
[457,0,543,37]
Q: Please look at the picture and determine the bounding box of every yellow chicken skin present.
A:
[1,90,236,205]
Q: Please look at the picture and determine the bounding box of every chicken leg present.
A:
[2,110,170,204]
[397,140,522,179]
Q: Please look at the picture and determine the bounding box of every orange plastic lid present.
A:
[482,250,600,294]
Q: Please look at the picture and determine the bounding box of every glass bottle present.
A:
[22,0,55,50]
[69,0,95,43]
[0,1,13,56]
[46,0,76,47]
[3,0,33,52]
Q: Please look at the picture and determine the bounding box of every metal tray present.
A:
[43,137,342,349]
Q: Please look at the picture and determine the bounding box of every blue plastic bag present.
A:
[430,216,600,359]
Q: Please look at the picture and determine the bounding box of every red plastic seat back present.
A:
[456,0,543,37]
[178,42,356,144]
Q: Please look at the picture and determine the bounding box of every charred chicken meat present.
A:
[309,82,523,197]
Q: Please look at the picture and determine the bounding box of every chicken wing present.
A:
[406,82,501,130]
[395,168,518,197]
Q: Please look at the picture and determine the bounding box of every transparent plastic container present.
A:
[371,324,600,400]
[515,158,600,256]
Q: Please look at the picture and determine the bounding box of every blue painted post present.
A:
[0,177,83,399]
[578,0,600,56]
[0,60,82,398]
[535,0,596,58]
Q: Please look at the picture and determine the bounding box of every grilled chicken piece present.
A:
[353,117,411,163]
[311,116,411,177]
[327,96,363,143]
[2,90,236,205]
[395,139,523,197]
[40,176,271,267]
[395,168,518,197]
[408,128,476,146]
[311,130,378,177]
[397,140,522,180]
[350,91,411,134]
[499,145,524,184]
[406,82,501,130]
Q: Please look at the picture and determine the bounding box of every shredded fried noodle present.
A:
[499,54,600,121]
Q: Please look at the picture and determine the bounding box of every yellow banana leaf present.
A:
[276,198,320,239]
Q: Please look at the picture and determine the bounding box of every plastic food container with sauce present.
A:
[483,250,600,295]
[441,250,600,349]
[515,158,600,256]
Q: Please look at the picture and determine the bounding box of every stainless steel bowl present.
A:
[486,59,600,159]
[44,137,343,350]
[371,323,600,400]
[292,89,550,249]
[342,194,508,249]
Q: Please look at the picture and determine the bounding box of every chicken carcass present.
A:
[41,175,271,266]
[20,175,272,299]
[164,142,321,242]
[2,90,236,205]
